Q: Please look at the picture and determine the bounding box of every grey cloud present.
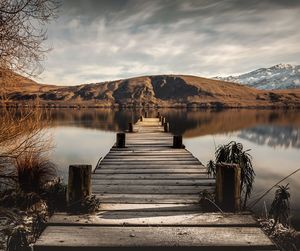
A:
[38,0,300,85]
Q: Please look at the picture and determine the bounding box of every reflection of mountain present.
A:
[238,126,300,148]
[44,109,300,149]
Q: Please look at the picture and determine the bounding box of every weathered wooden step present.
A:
[94,169,207,174]
[34,226,277,251]
[48,212,258,227]
[92,185,213,194]
[91,179,215,186]
[96,194,201,203]
[97,164,205,169]
[92,173,209,180]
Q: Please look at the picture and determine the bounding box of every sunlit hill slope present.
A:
[1,72,300,108]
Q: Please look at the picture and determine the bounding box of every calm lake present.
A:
[45,108,300,229]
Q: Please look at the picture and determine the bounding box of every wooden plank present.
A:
[91,179,215,186]
[98,203,202,211]
[102,158,198,161]
[92,185,213,194]
[94,169,207,174]
[48,212,258,227]
[96,194,200,203]
[101,160,200,165]
[104,156,196,160]
[99,163,203,167]
[92,173,209,180]
[109,149,189,152]
[98,165,206,169]
[34,226,276,250]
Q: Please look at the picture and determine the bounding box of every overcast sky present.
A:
[38,0,300,85]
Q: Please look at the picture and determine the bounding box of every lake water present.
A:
[45,108,300,229]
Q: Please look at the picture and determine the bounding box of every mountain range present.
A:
[1,71,300,108]
[216,64,300,90]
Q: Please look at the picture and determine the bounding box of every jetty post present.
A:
[67,164,92,207]
[116,132,126,148]
[164,122,169,132]
[128,122,133,133]
[161,116,166,126]
[215,163,241,211]
[173,135,183,148]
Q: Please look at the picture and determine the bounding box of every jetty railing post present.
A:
[157,112,160,118]
[144,111,148,118]
[140,115,143,121]
[173,135,183,148]
[161,117,166,126]
[116,132,126,148]
[215,163,241,212]
[67,165,92,207]
[128,122,133,133]
[159,115,162,122]
[164,122,169,132]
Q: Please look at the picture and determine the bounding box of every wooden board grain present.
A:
[48,212,258,227]
[34,226,276,250]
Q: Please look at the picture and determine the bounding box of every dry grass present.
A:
[15,152,56,193]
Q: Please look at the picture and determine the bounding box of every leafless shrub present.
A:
[0,108,52,187]
[0,0,60,77]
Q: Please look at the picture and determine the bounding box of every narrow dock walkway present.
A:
[34,117,277,250]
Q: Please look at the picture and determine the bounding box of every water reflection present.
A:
[47,108,300,148]
[239,126,300,148]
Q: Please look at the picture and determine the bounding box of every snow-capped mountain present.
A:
[216,64,300,90]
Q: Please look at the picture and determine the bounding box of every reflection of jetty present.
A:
[34,117,277,250]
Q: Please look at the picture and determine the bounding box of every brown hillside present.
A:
[1,73,300,108]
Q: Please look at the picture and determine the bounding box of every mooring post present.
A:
[215,163,241,212]
[128,122,133,133]
[144,111,148,118]
[116,132,126,148]
[173,135,183,148]
[67,165,92,207]
[157,112,160,118]
[161,117,166,126]
[140,115,143,122]
[164,122,169,132]
[159,115,162,122]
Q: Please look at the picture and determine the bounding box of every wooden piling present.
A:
[144,111,148,118]
[164,122,169,132]
[67,165,92,207]
[116,132,126,148]
[156,112,160,118]
[140,116,143,122]
[173,135,183,148]
[161,117,166,126]
[128,122,133,133]
[215,163,241,212]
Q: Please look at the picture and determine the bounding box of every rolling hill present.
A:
[1,72,300,108]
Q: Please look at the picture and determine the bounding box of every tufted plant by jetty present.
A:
[269,184,291,230]
[207,141,255,209]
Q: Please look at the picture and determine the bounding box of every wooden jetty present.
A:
[34,117,278,250]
